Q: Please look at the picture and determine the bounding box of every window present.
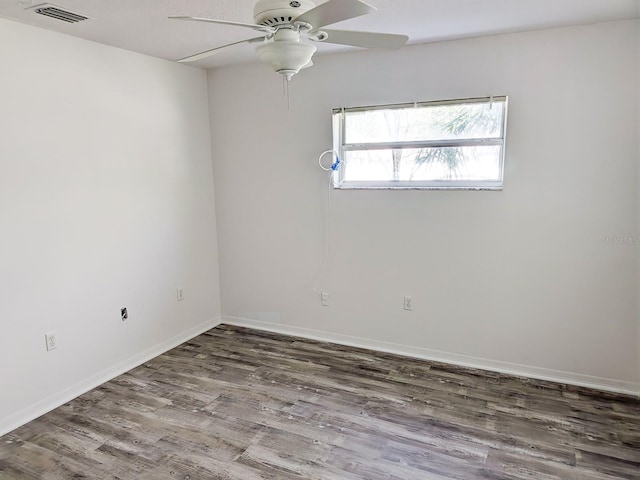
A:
[332,96,508,189]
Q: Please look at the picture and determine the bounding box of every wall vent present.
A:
[29,3,89,23]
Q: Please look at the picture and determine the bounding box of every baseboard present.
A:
[0,317,222,437]
[223,316,640,397]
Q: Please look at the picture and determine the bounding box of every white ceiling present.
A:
[0,0,638,69]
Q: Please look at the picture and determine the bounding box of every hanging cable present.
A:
[318,150,340,172]
[312,150,341,297]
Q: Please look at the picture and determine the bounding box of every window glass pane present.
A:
[343,146,502,182]
[344,101,504,144]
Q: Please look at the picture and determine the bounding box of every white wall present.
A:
[209,20,640,392]
[637,20,640,386]
[0,19,221,434]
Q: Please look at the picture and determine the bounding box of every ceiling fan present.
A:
[170,0,409,80]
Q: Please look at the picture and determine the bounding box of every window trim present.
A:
[332,96,508,190]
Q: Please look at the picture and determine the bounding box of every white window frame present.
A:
[332,96,508,190]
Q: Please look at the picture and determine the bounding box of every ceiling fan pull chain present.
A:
[282,74,291,109]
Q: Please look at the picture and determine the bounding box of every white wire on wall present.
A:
[312,150,340,298]
[318,149,339,172]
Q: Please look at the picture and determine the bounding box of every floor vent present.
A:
[30,3,89,23]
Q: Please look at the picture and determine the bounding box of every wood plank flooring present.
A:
[1,324,639,479]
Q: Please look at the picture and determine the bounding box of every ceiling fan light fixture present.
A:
[255,39,316,80]
[171,0,409,80]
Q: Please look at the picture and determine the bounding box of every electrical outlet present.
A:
[404,296,413,311]
[177,288,184,302]
[45,333,57,351]
[321,292,330,307]
[121,307,128,322]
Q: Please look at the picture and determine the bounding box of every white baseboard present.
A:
[0,317,222,437]
[223,316,640,397]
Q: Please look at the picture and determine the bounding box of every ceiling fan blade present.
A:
[316,29,408,49]
[178,37,264,63]
[169,16,274,34]
[293,0,376,28]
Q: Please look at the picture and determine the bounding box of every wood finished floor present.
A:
[1,325,639,479]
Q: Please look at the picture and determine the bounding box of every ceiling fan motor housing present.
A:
[255,28,317,78]
[253,0,316,27]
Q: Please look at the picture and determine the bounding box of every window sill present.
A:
[334,186,504,191]
[334,181,504,191]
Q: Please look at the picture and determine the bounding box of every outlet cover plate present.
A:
[45,333,57,351]
[404,296,413,311]
[321,292,330,307]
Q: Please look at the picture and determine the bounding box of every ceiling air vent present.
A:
[29,3,89,23]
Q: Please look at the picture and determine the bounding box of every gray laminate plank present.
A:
[1,324,638,479]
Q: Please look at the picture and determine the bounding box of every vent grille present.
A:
[259,16,293,27]
[31,4,89,23]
